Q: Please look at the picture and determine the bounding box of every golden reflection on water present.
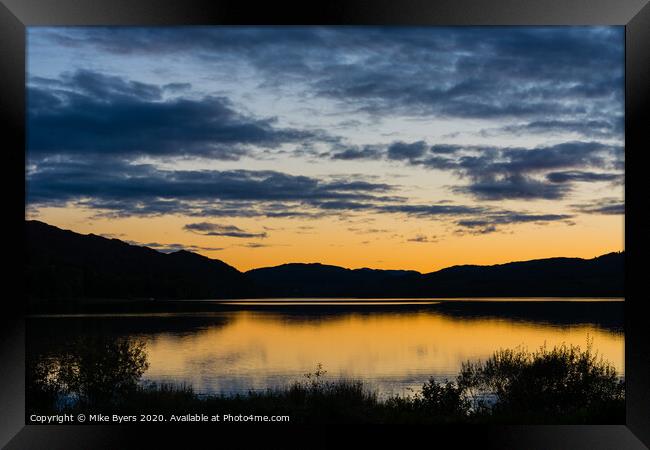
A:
[141,310,624,396]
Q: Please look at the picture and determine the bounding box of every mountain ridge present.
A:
[26,220,624,301]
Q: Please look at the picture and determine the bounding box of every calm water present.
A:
[27,299,624,398]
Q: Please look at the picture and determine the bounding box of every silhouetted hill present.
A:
[26,220,624,306]
[416,253,624,297]
[245,253,623,298]
[26,220,247,302]
[246,263,420,297]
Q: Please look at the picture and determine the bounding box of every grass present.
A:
[27,342,625,424]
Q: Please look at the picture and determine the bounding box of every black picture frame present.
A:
[1,0,648,448]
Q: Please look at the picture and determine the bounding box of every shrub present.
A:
[419,378,471,416]
[456,340,625,422]
[27,342,624,424]
[27,336,149,408]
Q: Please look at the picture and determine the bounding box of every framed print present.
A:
[1,0,648,448]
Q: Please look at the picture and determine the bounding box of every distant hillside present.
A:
[245,254,623,298]
[26,220,246,302]
[416,253,624,297]
[26,220,624,305]
[246,263,420,297]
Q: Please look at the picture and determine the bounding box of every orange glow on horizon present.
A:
[27,206,624,273]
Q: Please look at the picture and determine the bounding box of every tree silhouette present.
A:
[28,336,149,408]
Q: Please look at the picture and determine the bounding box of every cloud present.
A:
[27,30,625,214]
[387,141,427,160]
[377,203,485,217]
[571,198,624,215]
[348,227,390,234]
[375,204,574,234]
[545,171,623,184]
[26,158,397,218]
[307,28,623,126]
[430,144,463,154]
[28,70,329,161]
[407,234,438,243]
[33,27,623,141]
[493,142,616,173]
[30,71,163,101]
[126,240,225,253]
[26,155,575,236]
[313,201,369,211]
[452,174,571,200]
[327,139,622,201]
[449,142,623,200]
[184,222,267,239]
[163,82,192,93]
[24,27,625,244]
[330,146,382,160]
[456,224,498,235]
[240,242,272,248]
[488,117,624,139]
[455,212,574,234]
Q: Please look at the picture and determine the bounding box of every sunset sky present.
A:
[25,26,625,273]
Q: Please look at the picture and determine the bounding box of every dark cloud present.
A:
[451,142,623,200]
[377,203,485,217]
[314,201,369,211]
[546,171,623,184]
[26,155,575,236]
[335,140,620,174]
[240,242,272,248]
[456,224,498,235]
[452,174,571,200]
[459,212,573,226]
[26,158,397,218]
[34,27,624,140]
[416,155,460,171]
[387,141,427,160]
[380,203,573,234]
[492,117,624,139]
[456,212,574,234]
[184,222,267,239]
[571,198,624,215]
[125,240,225,253]
[495,142,615,174]
[188,205,320,219]
[27,30,624,207]
[328,139,622,201]
[407,235,438,243]
[30,71,163,101]
[28,70,327,160]
[307,28,623,126]
[331,146,382,160]
[163,82,192,93]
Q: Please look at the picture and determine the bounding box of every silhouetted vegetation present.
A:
[457,340,625,423]
[27,338,624,424]
[27,336,149,412]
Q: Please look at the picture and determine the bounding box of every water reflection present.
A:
[27,300,624,398]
